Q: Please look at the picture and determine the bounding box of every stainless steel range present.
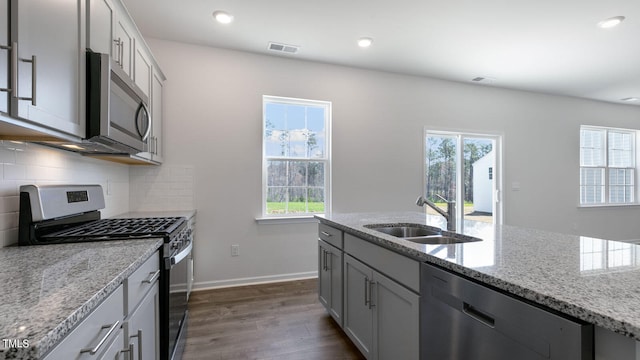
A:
[18,184,192,360]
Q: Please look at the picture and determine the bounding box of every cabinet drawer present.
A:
[125,251,160,316]
[319,223,343,249]
[344,233,419,292]
[43,285,124,360]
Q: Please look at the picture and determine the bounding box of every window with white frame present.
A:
[262,96,331,217]
[580,126,636,205]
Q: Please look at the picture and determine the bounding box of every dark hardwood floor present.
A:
[183,278,365,360]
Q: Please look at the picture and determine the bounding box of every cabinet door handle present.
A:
[80,320,120,355]
[142,270,160,284]
[113,38,122,66]
[120,343,134,359]
[368,281,376,309]
[364,278,370,307]
[10,41,16,99]
[320,231,332,237]
[0,43,11,93]
[118,38,124,68]
[130,329,143,360]
[322,249,325,271]
[322,249,328,271]
[12,42,36,106]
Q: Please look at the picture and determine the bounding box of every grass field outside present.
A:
[267,201,325,214]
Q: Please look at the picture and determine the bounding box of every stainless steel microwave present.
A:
[86,51,150,154]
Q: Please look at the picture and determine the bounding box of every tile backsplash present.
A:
[0,141,130,247]
[129,165,195,212]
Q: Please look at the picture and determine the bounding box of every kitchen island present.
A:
[0,239,163,360]
[317,212,640,359]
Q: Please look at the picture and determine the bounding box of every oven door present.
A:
[167,241,192,360]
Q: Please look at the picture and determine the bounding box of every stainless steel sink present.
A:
[367,225,442,238]
[364,223,482,245]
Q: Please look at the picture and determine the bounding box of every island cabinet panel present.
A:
[343,254,420,360]
[375,271,419,360]
[343,254,374,358]
[319,223,343,248]
[318,238,343,327]
[344,233,419,292]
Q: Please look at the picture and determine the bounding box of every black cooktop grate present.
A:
[43,217,184,239]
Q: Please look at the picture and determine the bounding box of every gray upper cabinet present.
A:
[87,0,115,55]
[10,0,85,138]
[0,0,165,166]
[113,3,134,78]
[0,4,8,115]
[89,0,166,165]
[149,68,165,162]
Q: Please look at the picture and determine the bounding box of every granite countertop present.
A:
[317,211,640,341]
[0,238,163,360]
[113,209,197,220]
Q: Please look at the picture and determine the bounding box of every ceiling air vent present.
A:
[471,77,496,84]
[267,42,300,54]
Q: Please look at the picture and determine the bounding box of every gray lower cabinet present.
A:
[318,239,343,326]
[43,251,160,360]
[343,254,420,360]
[125,283,159,360]
[43,285,126,360]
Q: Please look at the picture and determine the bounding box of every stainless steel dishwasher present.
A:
[421,264,593,360]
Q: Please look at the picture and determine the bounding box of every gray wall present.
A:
[147,38,640,289]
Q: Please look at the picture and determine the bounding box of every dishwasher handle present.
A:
[463,302,495,328]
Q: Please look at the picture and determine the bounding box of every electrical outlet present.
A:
[231,244,240,257]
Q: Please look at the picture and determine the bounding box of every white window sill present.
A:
[578,203,640,209]
[255,215,321,225]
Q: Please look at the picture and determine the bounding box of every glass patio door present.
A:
[424,130,502,231]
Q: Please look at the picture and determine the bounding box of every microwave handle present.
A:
[135,103,151,141]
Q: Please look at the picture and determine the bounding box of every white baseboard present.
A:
[192,271,319,291]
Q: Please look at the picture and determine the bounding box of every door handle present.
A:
[364,278,369,307]
[368,280,376,309]
[130,329,143,360]
[11,42,36,106]
[0,43,12,94]
[142,270,160,284]
[80,320,120,355]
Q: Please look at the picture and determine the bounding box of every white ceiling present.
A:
[122,0,640,106]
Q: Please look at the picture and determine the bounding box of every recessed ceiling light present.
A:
[621,97,639,102]
[597,16,625,29]
[358,37,373,48]
[213,11,234,24]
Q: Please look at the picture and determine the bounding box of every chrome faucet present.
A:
[416,194,456,232]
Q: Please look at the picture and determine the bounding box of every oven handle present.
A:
[167,241,192,269]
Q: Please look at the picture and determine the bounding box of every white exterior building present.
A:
[472,150,494,213]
